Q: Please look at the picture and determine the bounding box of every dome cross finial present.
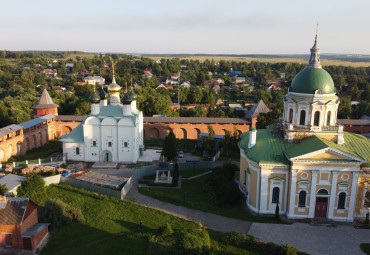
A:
[308,24,322,68]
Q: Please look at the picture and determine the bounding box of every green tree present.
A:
[0,183,8,195]
[17,173,45,197]
[163,130,177,161]
[172,163,179,186]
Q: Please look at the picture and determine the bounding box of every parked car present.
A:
[178,151,184,158]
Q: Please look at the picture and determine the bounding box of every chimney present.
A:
[0,195,7,208]
[248,128,257,148]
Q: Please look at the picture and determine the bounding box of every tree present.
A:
[0,183,8,195]
[163,130,177,161]
[17,173,45,197]
[172,163,179,186]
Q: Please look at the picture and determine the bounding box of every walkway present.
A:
[248,222,370,255]
[127,181,370,255]
[125,182,252,233]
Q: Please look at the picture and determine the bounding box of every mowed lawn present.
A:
[139,172,281,223]
[33,184,287,255]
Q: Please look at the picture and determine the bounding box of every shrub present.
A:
[221,231,246,246]
[175,229,211,254]
[17,173,45,197]
[275,203,280,221]
[0,183,8,195]
[39,198,84,231]
[280,244,298,255]
[207,163,240,206]
[172,163,179,186]
[157,223,174,236]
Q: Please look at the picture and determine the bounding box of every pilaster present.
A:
[328,171,339,219]
[259,170,270,213]
[288,169,298,217]
[308,170,318,218]
[347,172,360,221]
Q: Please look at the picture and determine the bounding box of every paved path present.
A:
[125,182,252,233]
[248,222,370,255]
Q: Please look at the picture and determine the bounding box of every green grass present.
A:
[31,184,291,255]
[361,244,370,255]
[7,140,62,163]
[180,168,211,178]
[139,175,281,223]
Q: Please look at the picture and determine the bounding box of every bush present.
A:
[39,198,84,231]
[17,173,45,197]
[207,163,240,206]
[175,229,211,254]
[221,231,246,246]
[280,244,298,255]
[0,183,8,195]
[157,223,174,236]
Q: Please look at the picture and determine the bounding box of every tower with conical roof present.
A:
[283,28,343,143]
[31,89,58,117]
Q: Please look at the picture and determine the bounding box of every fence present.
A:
[0,155,65,170]
[120,161,214,199]
[61,176,122,199]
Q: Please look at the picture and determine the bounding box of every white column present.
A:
[259,170,270,213]
[328,171,339,219]
[288,169,298,218]
[309,170,318,218]
[347,172,360,221]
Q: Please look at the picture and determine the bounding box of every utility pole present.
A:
[178,72,180,105]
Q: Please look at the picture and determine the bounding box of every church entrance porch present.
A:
[100,150,112,162]
[315,197,328,218]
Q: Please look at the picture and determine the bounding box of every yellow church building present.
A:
[238,32,370,221]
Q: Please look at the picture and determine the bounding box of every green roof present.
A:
[290,67,335,94]
[98,105,125,117]
[239,126,370,165]
[238,126,293,165]
[60,123,84,143]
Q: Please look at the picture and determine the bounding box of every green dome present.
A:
[290,67,336,94]
[99,88,109,100]
[89,92,101,104]
[121,93,132,105]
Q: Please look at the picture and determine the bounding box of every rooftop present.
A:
[0,197,29,225]
[0,174,27,192]
[31,89,58,109]
[19,114,55,129]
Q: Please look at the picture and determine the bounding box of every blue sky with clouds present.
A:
[1,0,369,54]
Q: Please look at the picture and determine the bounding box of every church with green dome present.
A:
[238,32,370,221]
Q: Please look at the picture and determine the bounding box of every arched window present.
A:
[299,110,306,125]
[272,187,280,203]
[124,142,128,147]
[326,111,331,126]
[298,190,306,207]
[314,111,320,126]
[93,141,97,147]
[288,109,293,123]
[338,192,346,209]
[76,147,80,155]
[364,191,370,207]
[317,189,328,195]
[108,142,112,147]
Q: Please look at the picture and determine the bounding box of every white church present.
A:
[60,73,144,163]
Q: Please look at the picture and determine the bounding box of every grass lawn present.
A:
[32,184,291,255]
[139,174,281,223]
[361,244,370,255]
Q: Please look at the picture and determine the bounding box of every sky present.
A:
[1,0,370,54]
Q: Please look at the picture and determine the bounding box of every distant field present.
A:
[146,56,370,68]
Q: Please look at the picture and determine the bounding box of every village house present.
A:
[0,196,49,250]
[83,76,105,86]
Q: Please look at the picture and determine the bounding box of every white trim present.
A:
[347,172,359,220]
[259,164,290,169]
[308,171,318,218]
[269,178,285,213]
[288,170,298,216]
[328,171,339,218]
[292,166,360,171]
[260,170,270,212]
[290,147,365,163]
[247,201,259,213]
